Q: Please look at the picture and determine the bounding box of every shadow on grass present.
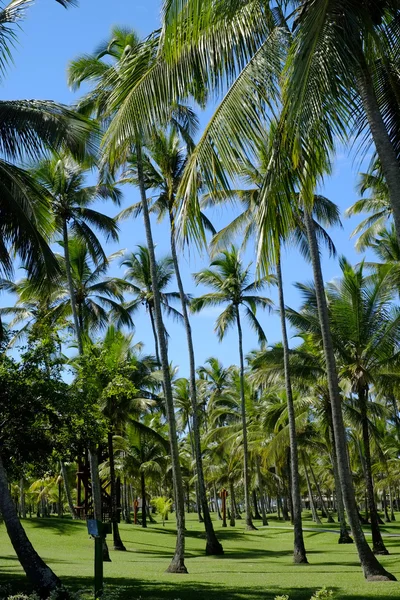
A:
[0,573,325,600]
[0,573,399,600]
[26,518,86,535]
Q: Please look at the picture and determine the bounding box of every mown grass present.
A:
[1,511,400,599]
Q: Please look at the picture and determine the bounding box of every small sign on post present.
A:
[87,520,104,598]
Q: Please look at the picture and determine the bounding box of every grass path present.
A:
[1,512,400,599]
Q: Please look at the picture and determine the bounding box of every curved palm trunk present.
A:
[60,461,77,520]
[276,253,308,562]
[358,64,400,248]
[236,307,256,531]
[136,140,187,573]
[303,208,395,580]
[0,455,60,594]
[107,432,126,550]
[168,209,223,555]
[359,388,388,554]
[62,220,82,355]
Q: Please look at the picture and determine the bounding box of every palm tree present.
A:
[346,160,391,251]
[301,205,396,580]
[192,247,273,530]
[122,421,169,528]
[281,1,400,248]
[53,238,132,337]
[289,258,400,554]
[69,26,189,575]
[32,154,121,353]
[204,139,344,562]
[118,128,222,554]
[0,0,94,281]
[121,246,182,365]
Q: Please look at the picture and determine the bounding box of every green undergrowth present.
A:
[0,512,400,599]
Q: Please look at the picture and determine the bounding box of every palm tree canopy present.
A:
[121,245,183,323]
[192,246,273,343]
[31,154,121,266]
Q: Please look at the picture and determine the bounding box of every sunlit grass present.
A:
[1,512,400,599]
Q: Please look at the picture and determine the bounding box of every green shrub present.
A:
[274,589,333,600]
[310,589,334,600]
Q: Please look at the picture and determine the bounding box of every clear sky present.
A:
[3,0,375,375]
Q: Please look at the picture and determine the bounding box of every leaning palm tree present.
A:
[192,247,273,530]
[0,0,95,594]
[288,258,400,554]
[121,246,182,365]
[204,139,342,563]
[162,2,396,579]
[118,128,222,554]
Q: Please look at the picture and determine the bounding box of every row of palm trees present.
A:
[1,0,400,594]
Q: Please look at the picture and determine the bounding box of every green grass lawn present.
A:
[1,512,400,600]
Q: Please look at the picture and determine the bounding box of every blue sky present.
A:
[3,0,376,375]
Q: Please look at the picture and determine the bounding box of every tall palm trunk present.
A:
[136,140,187,573]
[236,307,256,530]
[303,208,395,580]
[359,388,388,554]
[229,480,236,527]
[256,456,268,526]
[303,456,321,524]
[327,414,353,543]
[60,461,77,520]
[168,209,223,555]
[62,220,82,354]
[308,457,331,522]
[0,455,60,594]
[358,64,400,248]
[148,305,161,366]
[107,431,126,550]
[19,478,26,519]
[141,471,147,528]
[187,419,203,523]
[276,252,308,562]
